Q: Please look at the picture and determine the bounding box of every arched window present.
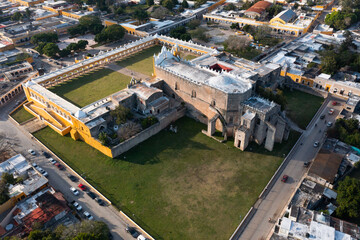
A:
[191,90,196,98]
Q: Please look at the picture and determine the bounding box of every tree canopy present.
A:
[336,177,360,218]
[327,119,360,148]
[78,15,104,34]
[169,26,191,41]
[95,25,125,43]
[133,9,149,24]
[31,33,58,45]
[324,10,358,30]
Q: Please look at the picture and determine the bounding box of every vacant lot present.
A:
[34,117,299,240]
[10,106,34,124]
[48,68,131,107]
[283,89,324,129]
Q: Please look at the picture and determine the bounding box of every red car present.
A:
[78,183,87,191]
[281,175,288,183]
[54,163,64,170]
[332,101,337,106]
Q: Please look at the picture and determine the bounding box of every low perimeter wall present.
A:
[111,107,186,157]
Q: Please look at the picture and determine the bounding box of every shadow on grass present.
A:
[116,45,162,68]
[48,68,114,106]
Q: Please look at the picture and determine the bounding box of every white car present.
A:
[328,108,334,115]
[28,149,36,156]
[70,187,79,196]
[42,171,49,178]
[327,121,333,127]
[48,158,57,164]
[313,141,319,148]
[72,201,82,211]
[32,162,38,168]
[83,211,94,220]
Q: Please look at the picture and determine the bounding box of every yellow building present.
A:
[21,35,218,157]
[9,0,44,7]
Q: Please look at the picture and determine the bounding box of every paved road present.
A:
[236,96,344,240]
[0,95,136,240]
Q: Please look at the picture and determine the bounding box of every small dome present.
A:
[24,80,35,88]
[74,110,87,118]
[208,74,237,86]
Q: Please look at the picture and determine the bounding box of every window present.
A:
[175,82,179,90]
[211,100,216,107]
[191,90,196,98]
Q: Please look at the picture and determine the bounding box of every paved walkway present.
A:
[106,63,151,81]
[22,118,46,133]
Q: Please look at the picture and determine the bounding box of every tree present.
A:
[224,35,250,52]
[2,172,15,185]
[25,8,32,19]
[150,6,171,19]
[181,0,189,8]
[187,19,201,30]
[118,122,142,141]
[31,33,58,45]
[11,12,22,21]
[336,177,360,218]
[110,105,132,125]
[169,26,191,41]
[94,32,107,43]
[224,3,236,11]
[77,40,89,50]
[189,27,209,42]
[133,9,149,24]
[98,132,109,146]
[147,0,154,5]
[163,0,174,10]
[42,43,59,58]
[230,23,239,29]
[67,25,87,36]
[103,25,125,42]
[79,15,104,34]
[320,55,337,75]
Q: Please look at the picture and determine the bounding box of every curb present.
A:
[120,211,155,240]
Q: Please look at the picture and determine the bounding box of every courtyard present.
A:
[33,117,300,240]
[48,68,131,108]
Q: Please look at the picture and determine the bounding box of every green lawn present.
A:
[117,46,162,77]
[10,106,34,124]
[48,68,131,108]
[283,89,324,129]
[34,117,300,240]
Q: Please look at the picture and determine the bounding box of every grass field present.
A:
[48,68,131,108]
[10,106,34,124]
[283,89,324,129]
[34,117,300,240]
[117,46,162,77]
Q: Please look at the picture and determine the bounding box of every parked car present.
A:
[86,191,97,199]
[43,152,51,158]
[70,187,79,196]
[332,101,338,106]
[304,162,310,167]
[28,149,36,156]
[313,141,319,148]
[48,158,57,164]
[55,163,65,170]
[83,211,94,220]
[72,201,82,211]
[67,174,78,182]
[320,114,325,120]
[126,226,140,238]
[327,121,333,127]
[328,108,334,115]
[137,235,150,240]
[281,175,288,183]
[42,171,49,178]
[78,183,87,191]
[95,197,105,206]
[32,162,38,168]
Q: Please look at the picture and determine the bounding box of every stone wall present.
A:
[111,107,186,157]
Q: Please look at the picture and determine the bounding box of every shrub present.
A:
[141,116,159,129]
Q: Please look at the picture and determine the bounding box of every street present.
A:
[0,94,138,240]
[235,96,344,240]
